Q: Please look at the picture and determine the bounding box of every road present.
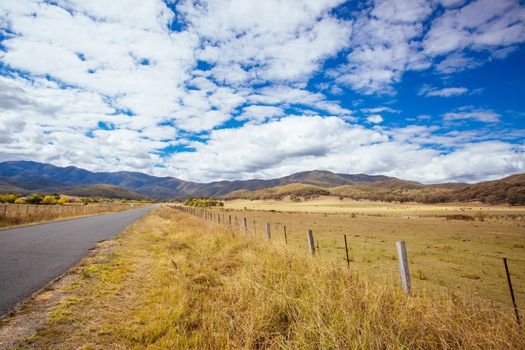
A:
[0,205,156,316]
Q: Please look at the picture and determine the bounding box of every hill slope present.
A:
[61,184,148,200]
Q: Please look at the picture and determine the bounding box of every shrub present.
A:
[184,198,224,207]
[57,196,69,205]
[0,194,17,203]
[81,197,93,205]
[26,194,43,204]
[43,195,58,205]
[14,198,26,204]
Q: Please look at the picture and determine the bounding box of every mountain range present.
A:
[0,161,523,204]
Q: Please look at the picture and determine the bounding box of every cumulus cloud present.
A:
[164,116,524,183]
[0,0,523,184]
[366,114,384,124]
[333,0,525,93]
[177,0,352,83]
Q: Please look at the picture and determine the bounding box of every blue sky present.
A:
[0,0,524,183]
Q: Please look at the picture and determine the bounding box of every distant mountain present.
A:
[0,161,523,204]
[223,174,525,205]
[0,161,396,199]
[0,161,191,199]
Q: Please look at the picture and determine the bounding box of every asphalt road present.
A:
[0,205,156,316]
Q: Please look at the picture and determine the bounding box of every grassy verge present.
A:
[11,206,524,349]
[0,204,142,228]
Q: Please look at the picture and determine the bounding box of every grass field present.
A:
[217,198,525,310]
[5,206,523,349]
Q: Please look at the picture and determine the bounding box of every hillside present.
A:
[61,184,147,200]
[223,183,331,200]
[437,173,525,205]
[223,175,525,205]
[0,179,26,194]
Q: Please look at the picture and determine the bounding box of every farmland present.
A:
[217,198,525,309]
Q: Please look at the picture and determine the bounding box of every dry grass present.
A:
[216,199,525,308]
[12,206,524,349]
[0,203,140,228]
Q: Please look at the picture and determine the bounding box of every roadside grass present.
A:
[218,200,525,308]
[14,206,524,349]
[0,203,142,228]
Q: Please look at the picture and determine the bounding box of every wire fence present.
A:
[170,204,523,325]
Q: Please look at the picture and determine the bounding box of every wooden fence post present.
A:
[284,226,287,244]
[265,223,271,240]
[253,220,256,234]
[307,229,315,256]
[396,240,411,294]
[243,218,248,234]
[228,215,232,227]
[503,257,521,324]
[344,234,350,267]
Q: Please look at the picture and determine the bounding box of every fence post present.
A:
[503,257,521,324]
[344,234,350,267]
[284,226,287,244]
[228,215,232,227]
[265,223,271,240]
[243,218,248,234]
[307,229,315,256]
[253,220,256,234]
[396,240,411,294]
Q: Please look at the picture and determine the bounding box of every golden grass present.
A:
[13,206,524,349]
[0,203,140,228]
[216,199,525,308]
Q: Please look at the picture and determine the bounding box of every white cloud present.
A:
[0,0,523,185]
[163,115,524,183]
[366,114,384,124]
[333,0,433,94]
[423,0,525,57]
[443,107,501,123]
[238,105,284,124]
[419,86,469,97]
[178,0,352,83]
[361,106,400,114]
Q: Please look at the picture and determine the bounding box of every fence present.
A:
[170,204,522,324]
[0,203,140,227]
